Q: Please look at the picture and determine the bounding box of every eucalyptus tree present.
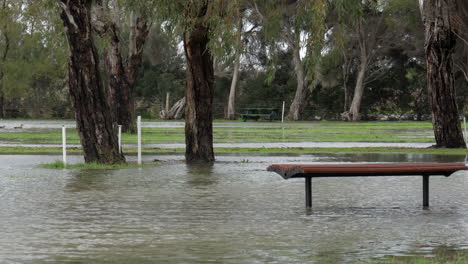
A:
[251,0,327,121]
[93,0,151,133]
[0,0,19,118]
[452,1,468,101]
[420,0,466,148]
[332,0,388,121]
[154,0,246,163]
[181,1,218,163]
[58,0,125,163]
[225,6,244,120]
[211,3,260,120]
[0,0,67,118]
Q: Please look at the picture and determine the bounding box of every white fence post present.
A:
[118,125,122,154]
[62,125,67,166]
[137,116,142,165]
[281,101,285,123]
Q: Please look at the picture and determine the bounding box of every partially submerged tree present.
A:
[155,0,245,163]
[182,1,216,163]
[420,0,466,148]
[58,0,125,163]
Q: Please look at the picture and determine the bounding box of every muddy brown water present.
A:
[1,154,468,263]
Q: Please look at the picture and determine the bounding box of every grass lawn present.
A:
[0,121,465,155]
[0,121,437,144]
[363,247,468,264]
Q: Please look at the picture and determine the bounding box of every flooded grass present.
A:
[40,160,155,169]
[2,146,466,155]
[2,154,468,263]
[366,247,468,264]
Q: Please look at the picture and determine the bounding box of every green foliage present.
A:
[0,0,68,117]
[299,0,327,80]
[238,51,296,108]
[0,0,450,121]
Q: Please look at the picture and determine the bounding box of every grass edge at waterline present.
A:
[40,160,156,170]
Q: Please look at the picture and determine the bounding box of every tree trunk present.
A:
[105,23,134,133]
[59,0,125,164]
[422,0,466,148]
[0,72,4,119]
[123,12,149,132]
[226,53,240,120]
[286,32,307,121]
[347,59,367,121]
[0,0,8,119]
[160,97,186,120]
[0,91,4,119]
[103,11,149,133]
[345,20,369,122]
[165,92,170,113]
[183,18,215,163]
[226,13,242,120]
[342,52,351,112]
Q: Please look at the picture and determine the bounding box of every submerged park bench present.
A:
[267,163,468,208]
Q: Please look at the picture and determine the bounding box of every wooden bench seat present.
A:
[267,163,468,208]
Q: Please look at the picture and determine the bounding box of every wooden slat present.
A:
[267,163,468,179]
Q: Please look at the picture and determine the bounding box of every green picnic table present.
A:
[239,108,281,122]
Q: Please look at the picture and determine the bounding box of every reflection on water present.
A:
[66,170,112,192]
[185,163,217,186]
[315,153,465,163]
[0,154,468,263]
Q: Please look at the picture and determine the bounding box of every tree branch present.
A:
[1,30,8,62]
[252,1,265,22]
[59,1,79,30]
[455,61,468,83]
[453,30,468,46]
[126,11,149,85]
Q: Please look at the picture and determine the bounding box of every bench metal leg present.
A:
[305,176,312,207]
[423,175,429,207]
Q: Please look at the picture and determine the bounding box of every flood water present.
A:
[1,154,468,263]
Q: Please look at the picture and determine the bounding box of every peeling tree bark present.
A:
[183,4,215,164]
[422,0,466,148]
[59,0,125,164]
[97,9,149,133]
[105,23,134,132]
